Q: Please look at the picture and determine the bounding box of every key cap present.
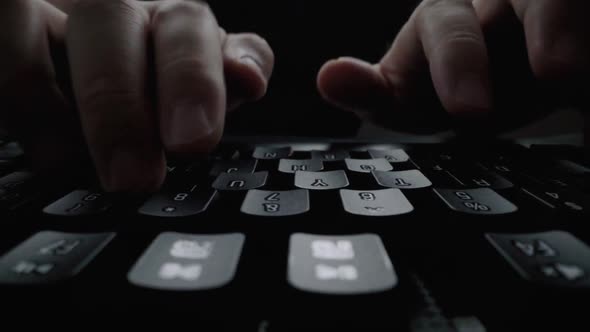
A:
[253,147,292,160]
[372,170,432,189]
[368,149,410,163]
[241,189,309,216]
[128,232,244,291]
[209,159,257,176]
[345,158,393,173]
[0,171,37,210]
[43,190,112,216]
[486,231,590,287]
[521,186,588,213]
[0,231,114,284]
[288,233,397,294]
[434,188,517,215]
[138,184,216,217]
[340,189,413,216]
[451,168,514,189]
[212,171,268,191]
[295,170,349,190]
[0,142,24,160]
[278,159,324,173]
[311,150,350,162]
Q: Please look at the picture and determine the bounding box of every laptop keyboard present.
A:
[0,139,589,330]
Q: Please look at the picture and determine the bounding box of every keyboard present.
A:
[0,138,589,330]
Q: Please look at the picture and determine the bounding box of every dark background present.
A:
[207,0,419,137]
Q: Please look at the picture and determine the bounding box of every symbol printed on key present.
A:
[229,180,245,188]
[315,264,358,281]
[463,201,490,211]
[364,206,385,213]
[170,240,213,259]
[312,240,354,260]
[12,261,54,275]
[263,203,280,212]
[311,179,329,187]
[394,178,411,187]
[359,192,376,201]
[360,165,376,171]
[455,191,473,200]
[39,239,81,256]
[292,165,307,171]
[265,152,277,158]
[158,263,203,281]
[265,193,280,201]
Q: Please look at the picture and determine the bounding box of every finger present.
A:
[412,0,492,118]
[508,0,590,80]
[0,0,84,168]
[223,33,274,111]
[318,0,492,131]
[67,0,165,192]
[151,0,225,154]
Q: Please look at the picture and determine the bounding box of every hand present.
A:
[0,0,274,191]
[317,0,589,135]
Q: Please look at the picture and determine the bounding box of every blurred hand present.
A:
[0,0,274,191]
[318,0,589,135]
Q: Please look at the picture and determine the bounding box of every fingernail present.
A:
[239,54,264,75]
[169,102,214,147]
[455,74,493,113]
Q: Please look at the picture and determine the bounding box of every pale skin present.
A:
[1,0,588,192]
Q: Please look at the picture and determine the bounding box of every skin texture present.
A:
[0,0,274,192]
[317,0,589,135]
[0,0,587,192]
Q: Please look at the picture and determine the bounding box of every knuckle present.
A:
[153,0,212,25]
[77,78,142,117]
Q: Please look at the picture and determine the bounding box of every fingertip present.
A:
[317,57,390,112]
[223,33,274,105]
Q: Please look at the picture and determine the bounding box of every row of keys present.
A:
[252,147,410,162]
[43,187,518,218]
[0,231,397,295]
[211,169,432,191]
[4,230,590,293]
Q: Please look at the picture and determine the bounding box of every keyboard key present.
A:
[278,159,324,173]
[451,168,514,189]
[138,184,216,217]
[128,232,244,291]
[521,186,589,213]
[0,231,114,284]
[0,171,37,210]
[486,231,590,287]
[253,147,292,160]
[345,158,393,173]
[368,149,410,163]
[311,150,350,162]
[212,171,268,191]
[372,170,432,189]
[209,159,257,176]
[340,189,413,216]
[241,189,309,216]
[0,142,24,160]
[0,171,33,192]
[43,190,112,216]
[295,170,349,190]
[434,188,517,215]
[288,233,397,294]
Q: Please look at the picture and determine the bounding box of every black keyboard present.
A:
[1,138,589,330]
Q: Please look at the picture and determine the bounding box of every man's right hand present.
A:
[0,0,274,192]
